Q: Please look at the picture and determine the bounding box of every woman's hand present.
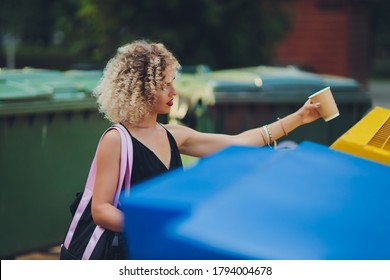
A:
[296,99,321,125]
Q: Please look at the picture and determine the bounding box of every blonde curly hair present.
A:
[93,40,180,124]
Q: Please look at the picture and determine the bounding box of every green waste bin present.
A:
[64,69,104,93]
[0,68,110,258]
[173,65,372,146]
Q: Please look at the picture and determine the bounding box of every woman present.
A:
[91,40,321,258]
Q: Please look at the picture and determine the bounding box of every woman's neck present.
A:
[124,115,158,130]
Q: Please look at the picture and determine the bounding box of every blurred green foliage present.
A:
[1,0,389,74]
[0,0,293,69]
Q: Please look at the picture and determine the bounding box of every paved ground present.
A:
[15,246,60,260]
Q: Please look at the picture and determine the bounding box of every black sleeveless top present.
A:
[121,124,183,186]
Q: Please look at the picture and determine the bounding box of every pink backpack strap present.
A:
[82,124,133,259]
[63,124,133,259]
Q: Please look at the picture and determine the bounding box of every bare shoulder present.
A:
[164,123,196,146]
[102,128,121,144]
[98,128,121,155]
[165,123,188,133]
[165,123,196,135]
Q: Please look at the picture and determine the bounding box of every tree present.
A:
[1,0,293,69]
[0,0,66,46]
[0,0,78,68]
[63,0,294,68]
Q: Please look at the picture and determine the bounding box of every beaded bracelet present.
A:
[262,124,277,149]
[259,128,268,146]
[262,125,271,147]
[265,125,273,143]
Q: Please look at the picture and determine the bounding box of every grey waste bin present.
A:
[0,68,110,258]
[173,65,372,146]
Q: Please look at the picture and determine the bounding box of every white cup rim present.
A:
[308,86,331,99]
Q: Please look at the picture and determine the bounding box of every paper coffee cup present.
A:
[309,86,339,122]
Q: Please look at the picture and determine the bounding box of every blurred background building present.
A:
[276,0,371,86]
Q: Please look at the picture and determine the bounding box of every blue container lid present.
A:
[122,142,390,260]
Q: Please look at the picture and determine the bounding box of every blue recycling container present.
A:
[122,142,390,260]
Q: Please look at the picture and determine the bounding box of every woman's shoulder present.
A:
[164,123,197,146]
[95,127,121,163]
[101,128,121,147]
[164,123,194,135]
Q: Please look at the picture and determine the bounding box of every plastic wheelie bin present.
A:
[0,68,109,258]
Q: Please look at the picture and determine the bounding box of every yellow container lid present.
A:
[331,106,390,165]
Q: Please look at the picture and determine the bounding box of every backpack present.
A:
[60,124,133,259]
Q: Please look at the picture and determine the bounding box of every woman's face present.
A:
[152,68,176,115]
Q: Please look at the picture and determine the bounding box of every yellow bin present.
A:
[331,106,390,166]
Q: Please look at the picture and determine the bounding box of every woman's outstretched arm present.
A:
[167,100,321,158]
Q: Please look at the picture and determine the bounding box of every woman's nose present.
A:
[169,85,176,97]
